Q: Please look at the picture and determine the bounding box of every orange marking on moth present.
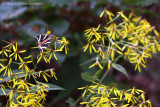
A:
[38,38,51,47]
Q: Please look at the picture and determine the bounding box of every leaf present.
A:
[66,97,77,107]
[45,83,65,91]
[31,83,65,91]
[121,0,159,6]
[81,72,95,82]
[0,88,11,96]
[112,63,129,79]
[0,70,26,83]
[142,9,158,17]
[55,53,66,64]
[0,3,27,21]
[51,19,70,35]
[17,20,47,37]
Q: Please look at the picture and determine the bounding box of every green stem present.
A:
[100,68,110,83]
[72,96,82,107]
[85,68,110,101]
[106,14,120,25]
[32,74,38,83]
[94,62,106,80]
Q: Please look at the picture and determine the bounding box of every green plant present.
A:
[77,8,160,107]
[0,30,69,106]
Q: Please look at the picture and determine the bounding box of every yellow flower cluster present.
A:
[83,9,160,72]
[0,31,69,106]
[78,82,152,107]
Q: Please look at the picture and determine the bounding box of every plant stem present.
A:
[72,96,82,107]
[100,68,110,83]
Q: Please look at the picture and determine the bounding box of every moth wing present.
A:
[35,34,53,52]
[39,43,48,52]
[35,34,51,42]
[35,35,40,42]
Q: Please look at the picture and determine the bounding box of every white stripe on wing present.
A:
[43,34,48,40]
[39,35,41,42]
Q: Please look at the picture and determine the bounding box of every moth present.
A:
[35,34,53,52]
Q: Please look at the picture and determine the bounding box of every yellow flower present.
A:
[24,52,34,60]
[147,100,152,107]
[126,86,143,94]
[83,39,96,54]
[95,47,105,59]
[50,68,57,80]
[100,8,114,21]
[78,85,95,97]
[13,78,35,92]
[58,37,69,54]
[9,90,13,100]
[89,58,103,69]
[79,82,151,106]
[109,85,120,96]
[16,93,45,107]
[52,36,59,49]
[0,58,12,77]
[141,92,145,102]
[9,42,26,60]
[0,84,6,95]
[100,32,105,45]
[153,28,159,37]
[46,48,62,60]
[38,71,51,82]
[117,10,129,21]
[85,24,101,41]
[37,52,50,63]
[134,59,146,72]
[30,69,38,79]
[104,23,119,40]
[107,60,112,69]
[3,40,15,49]
[36,82,49,95]
[0,47,11,57]
[18,55,32,74]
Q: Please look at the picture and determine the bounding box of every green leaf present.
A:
[17,20,47,37]
[121,0,159,6]
[0,3,27,21]
[45,83,65,91]
[51,19,70,35]
[66,97,77,107]
[55,53,66,64]
[31,83,65,91]
[0,70,26,83]
[142,9,158,17]
[112,63,129,79]
[81,72,95,82]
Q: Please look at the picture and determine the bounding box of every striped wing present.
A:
[35,34,53,52]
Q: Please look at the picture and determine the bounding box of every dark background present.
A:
[0,0,160,107]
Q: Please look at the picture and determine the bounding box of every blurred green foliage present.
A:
[0,0,159,106]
